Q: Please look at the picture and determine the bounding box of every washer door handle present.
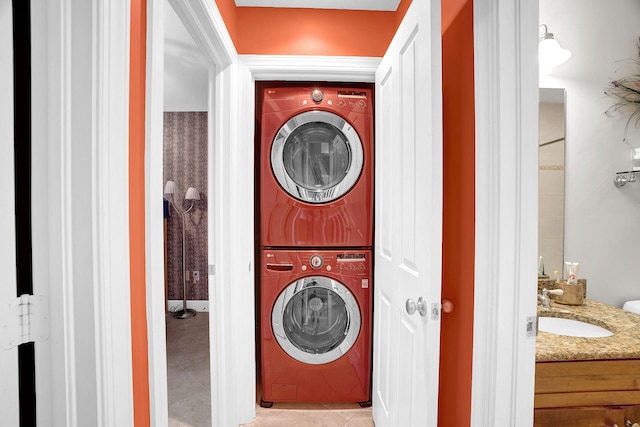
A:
[406,297,428,317]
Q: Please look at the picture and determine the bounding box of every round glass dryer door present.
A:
[271,111,364,204]
[272,276,361,365]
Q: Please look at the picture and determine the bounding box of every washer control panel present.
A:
[265,251,369,277]
[303,253,369,276]
[263,87,372,117]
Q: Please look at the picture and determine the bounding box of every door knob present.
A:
[406,297,428,317]
[442,298,454,314]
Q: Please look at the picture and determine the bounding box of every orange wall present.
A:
[442,0,470,32]
[129,0,150,426]
[215,0,238,43]
[439,1,475,426]
[216,0,412,56]
[235,8,394,56]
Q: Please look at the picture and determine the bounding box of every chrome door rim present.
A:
[271,276,361,365]
[271,110,364,204]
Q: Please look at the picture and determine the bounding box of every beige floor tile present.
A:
[345,410,375,427]
[319,403,371,421]
[240,409,352,427]
[167,313,211,426]
[343,421,376,427]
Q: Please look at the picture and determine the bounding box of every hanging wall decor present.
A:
[605,37,640,143]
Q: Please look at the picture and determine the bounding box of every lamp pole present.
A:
[165,181,200,319]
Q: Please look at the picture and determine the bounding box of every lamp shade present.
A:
[164,180,180,195]
[539,32,571,71]
[185,187,201,200]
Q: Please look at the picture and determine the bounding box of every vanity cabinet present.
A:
[534,406,624,427]
[535,360,640,427]
[535,406,640,427]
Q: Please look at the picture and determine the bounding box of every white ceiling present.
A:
[233,0,400,11]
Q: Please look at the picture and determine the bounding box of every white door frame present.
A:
[27,0,134,425]
[471,0,539,425]
[146,1,539,426]
[145,0,169,424]
[145,0,238,425]
[0,2,20,424]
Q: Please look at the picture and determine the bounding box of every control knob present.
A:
[309,255,324,269]
[311,89,324,102]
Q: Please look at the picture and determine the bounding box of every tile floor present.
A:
[166,311,375,426]
[240,401,374,427]
[166,311,211,427]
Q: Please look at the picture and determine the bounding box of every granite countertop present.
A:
[536,299,640,362]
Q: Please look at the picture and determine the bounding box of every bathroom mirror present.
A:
[538,88,566,278]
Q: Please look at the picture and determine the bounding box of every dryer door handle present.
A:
[266,263,294,272]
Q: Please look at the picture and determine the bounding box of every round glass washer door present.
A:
[271,276,361,365]
[271,111,364,204]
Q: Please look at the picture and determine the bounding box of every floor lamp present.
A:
[164,180,200,319]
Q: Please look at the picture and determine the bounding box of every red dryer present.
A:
[260,249,372,406]
[260,86,374,248]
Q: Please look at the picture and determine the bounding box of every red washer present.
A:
[260,249,372,405]
[260,86,373,248]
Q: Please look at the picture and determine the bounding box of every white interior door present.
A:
[373,0,443,426]
[0,1,20,424]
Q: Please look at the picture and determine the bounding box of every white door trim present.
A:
[31,0,135,425]
[92,0,135,424]
[241,55,379,82]
[237,54,378,423]
[145,0,169,425]
[471,0,539,425]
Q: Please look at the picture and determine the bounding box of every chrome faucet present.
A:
[537,288,564,308]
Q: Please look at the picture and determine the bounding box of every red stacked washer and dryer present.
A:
[258,85,374,407]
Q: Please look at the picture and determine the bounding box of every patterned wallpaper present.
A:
[163,112,208,301]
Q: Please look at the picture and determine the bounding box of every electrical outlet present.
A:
[192,271,200,282]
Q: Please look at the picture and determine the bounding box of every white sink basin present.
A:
[538,317,613,338]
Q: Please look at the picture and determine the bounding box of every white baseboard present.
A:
[167,300,209,313]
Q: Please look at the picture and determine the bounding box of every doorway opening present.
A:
[250,81,376,424]
[162,1,211,424]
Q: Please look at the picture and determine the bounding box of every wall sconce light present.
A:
[539,24,572,72]
[613,148,640,188]
[614,171,636,187]
[164,180,201,319]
